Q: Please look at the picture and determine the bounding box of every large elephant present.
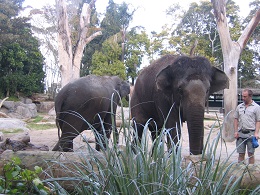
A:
[131,55,229,155]
[52,75,130,152]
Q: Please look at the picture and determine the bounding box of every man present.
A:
[234,89,260,164]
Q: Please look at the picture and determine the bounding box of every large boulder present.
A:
[0,118,29,132]
[0,100,37,119]
[36,101,55,113]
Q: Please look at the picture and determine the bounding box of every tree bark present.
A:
[211,0,260,141]
[56,0,102,87]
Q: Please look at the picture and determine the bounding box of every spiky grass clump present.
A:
[42,98,260,194]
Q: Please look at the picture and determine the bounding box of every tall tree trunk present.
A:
[56,0,73,88]
[56,0,102,88]
[211,0,260,141]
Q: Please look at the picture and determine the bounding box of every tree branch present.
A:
[85,31,102,44]
[238,8,260,49]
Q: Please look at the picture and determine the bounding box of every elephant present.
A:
[131,54,229,155]
[52,75,130,152]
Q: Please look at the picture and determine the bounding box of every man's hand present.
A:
[254,133,259,139]
[234,131,239,139]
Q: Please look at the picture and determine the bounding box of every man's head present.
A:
[242,89,253,105]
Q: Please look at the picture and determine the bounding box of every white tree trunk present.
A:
[56,0,102,87]
[56,0,73,88]
[211,0,260,141]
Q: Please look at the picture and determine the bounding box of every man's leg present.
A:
[236,138,246,163]
[238,153,245,163]
[247,137,255,164]
[248,152,255,164]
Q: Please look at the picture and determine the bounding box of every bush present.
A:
[38,107,260,194]
[0,157,49,194]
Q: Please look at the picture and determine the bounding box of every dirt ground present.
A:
[4,113,260,164]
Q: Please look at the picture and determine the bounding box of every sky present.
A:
[23,0,252,34]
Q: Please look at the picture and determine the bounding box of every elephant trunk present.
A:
[186,105,205,155]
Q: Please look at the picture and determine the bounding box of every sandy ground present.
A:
[3,113,260,164]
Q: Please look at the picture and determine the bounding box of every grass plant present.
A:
[38,97,260,194]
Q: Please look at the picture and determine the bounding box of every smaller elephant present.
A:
[52,75,130,152]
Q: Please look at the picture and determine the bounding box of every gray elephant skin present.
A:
[131,54,229,155]
[52,75,130,152]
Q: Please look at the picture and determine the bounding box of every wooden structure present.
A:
[208,88,260,108]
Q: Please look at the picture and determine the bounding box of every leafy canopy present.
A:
[0,0,45,97]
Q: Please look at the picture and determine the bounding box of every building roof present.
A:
[213,88,260,96]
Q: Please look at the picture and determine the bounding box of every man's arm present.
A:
[255,121,260,139]
[234,118,239,139]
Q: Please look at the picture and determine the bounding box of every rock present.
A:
[10,132,30,144]
[10,102,37,119]
[48,106,56,116]
[20,97,33,104]
[116,106,131,120]
[0,118,29,132]
[36,101,55,113]
[2,100,15,111]
[0,132,3,142]
[0,138,49,154]
[0,111,9,118]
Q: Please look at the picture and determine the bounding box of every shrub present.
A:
[0,157,49,194]
[40,106,260,194]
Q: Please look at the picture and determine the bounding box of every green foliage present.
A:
[0,0,45,97]
[148,28,172,63]
[1,129,24,134]
[169,1,220,62]
[91,38,127,79]
[0,157,48,194]
[27,123,56,130]
[41,109,260,194]
[125,28,150,85]
[26,115,56,130]
[82,0,135,80]
[166,0,260,87]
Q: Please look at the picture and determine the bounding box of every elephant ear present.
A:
[119,81,130,98]
[156,65,174,94]
[210,67,229,94]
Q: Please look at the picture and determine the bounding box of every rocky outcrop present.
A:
[0,95,55,119]
[0,99,37,119]
[0,118,29,132]
[35,101,54,113]
[0,133,49,154]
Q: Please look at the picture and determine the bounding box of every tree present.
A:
[0,0,45,97]
[56,0,102,87]
[211,0,260,141]
[81,0,134,78]
[148,27,170,63]
[29,4,60,91]
[239,0,260,88]
[91,35,126,79]
[124,27,150,85]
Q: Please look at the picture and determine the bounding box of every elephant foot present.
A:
[52,141,73,152]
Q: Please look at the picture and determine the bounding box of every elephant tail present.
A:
[56,116,61,140]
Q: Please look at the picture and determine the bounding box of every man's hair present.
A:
[243,88,253,97]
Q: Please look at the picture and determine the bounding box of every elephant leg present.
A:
[131,118,145,154]
[94,113,114,151]
[166,127,181,150]
[52,113,84,152]
[103,109,119,145]
[148,120,160,142]
[165,119,182,153]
